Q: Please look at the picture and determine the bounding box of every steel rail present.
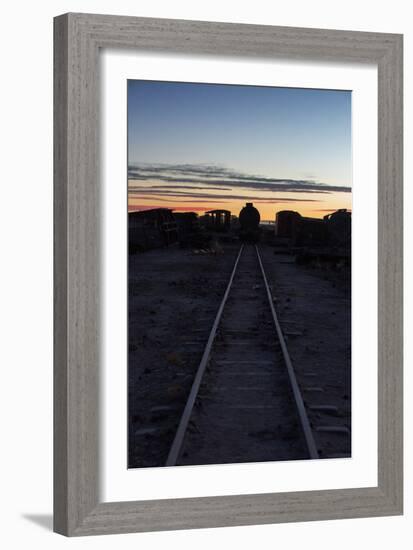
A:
[255,245,319,459]
[165,244,245,466]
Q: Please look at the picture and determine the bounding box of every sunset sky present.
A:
[128,80,351,220]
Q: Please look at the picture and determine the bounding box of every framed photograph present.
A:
[54,13,403,536]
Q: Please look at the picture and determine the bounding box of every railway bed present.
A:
[166,244,320,466]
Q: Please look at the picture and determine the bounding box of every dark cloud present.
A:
[147,184,233,191]
[129,189,317,203]
[128,163,351,195]
[315,208,352,212]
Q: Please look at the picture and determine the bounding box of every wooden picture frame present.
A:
[54,13,403,536]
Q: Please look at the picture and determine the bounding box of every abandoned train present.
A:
[275,208,351,266]
[128,207,217,252]
[275,209,351,248]
[239,202,261,243]
[128,208,178,253]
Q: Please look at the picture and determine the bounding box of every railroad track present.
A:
[165,244,319,466]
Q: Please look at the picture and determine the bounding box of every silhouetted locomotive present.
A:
[239,202,261,242]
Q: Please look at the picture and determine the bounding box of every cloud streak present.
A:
[129,189,317,203]
[128,163,351,195]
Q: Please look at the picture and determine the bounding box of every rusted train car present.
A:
[173,211,207,247]
[200,209,231,232]
[128,208,178,253]
[275,209,351,248]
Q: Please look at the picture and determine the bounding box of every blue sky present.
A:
[127,80,351,218]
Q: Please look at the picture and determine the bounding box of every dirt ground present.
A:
[259,246,351,458]
[128,241,351,468]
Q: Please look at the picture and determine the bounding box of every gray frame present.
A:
[54,13,403,536]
